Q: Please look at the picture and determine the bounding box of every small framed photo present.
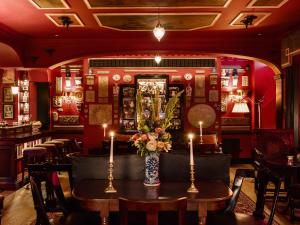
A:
[210,74,218,85]
[3,87,14,103]
[3,104,14,119]
[53,96,62,107]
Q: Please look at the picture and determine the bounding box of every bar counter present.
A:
[0,130,52,190]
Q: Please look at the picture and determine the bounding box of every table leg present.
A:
[99,201,110,225]
[198,202,207,225]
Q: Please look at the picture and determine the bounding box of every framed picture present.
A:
[3,87,14,103]
[3,104,14,119]
[210,74,218,85]
[53,96,62,107]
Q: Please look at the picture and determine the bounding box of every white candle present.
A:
[109,131,114,163]
[188,133,194,165]
[199,121,203,137]
[102,123,107,137]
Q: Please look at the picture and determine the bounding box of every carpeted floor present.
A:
[235,191,280,225]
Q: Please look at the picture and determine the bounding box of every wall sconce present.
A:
[11,82,19,95]
[232,102,250,113]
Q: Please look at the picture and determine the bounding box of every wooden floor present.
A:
[1,165,298,225]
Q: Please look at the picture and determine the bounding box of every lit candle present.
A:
[109,131,114,163]
[199,121,203,137]
[102,123,107,137]
[188,133,194,165]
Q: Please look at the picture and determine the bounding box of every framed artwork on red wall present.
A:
[3,104,14,119]
[3,87,14,103]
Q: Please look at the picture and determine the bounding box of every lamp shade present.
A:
[232,102,249,113]
[154,55,162,64]
[153,23,165,41]
[11,85,19,95]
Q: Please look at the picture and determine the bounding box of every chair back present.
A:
[30,177,52,225]
[253,168,281,225]
[119,197,187,225]
[224,169,255,212]
[28,162,72,215]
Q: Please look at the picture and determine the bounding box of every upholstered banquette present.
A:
[69,152,231,186]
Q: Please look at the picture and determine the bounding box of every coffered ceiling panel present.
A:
[94,13,220,31]
[46,14,85,27]
[85,0,231,8]
[30,0,69,9]
[247,0,289,8]
[230,12,271,26]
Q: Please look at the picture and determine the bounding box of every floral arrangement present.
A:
[131,88,183,156]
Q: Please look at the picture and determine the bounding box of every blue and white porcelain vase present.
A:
[144,152,160,186]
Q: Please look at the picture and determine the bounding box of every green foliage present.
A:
[162,90,184,129]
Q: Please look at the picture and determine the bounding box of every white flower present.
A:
[164,142,171,152]
[157,141,165,150]
[146,140,157,151]
[147,132,157,141]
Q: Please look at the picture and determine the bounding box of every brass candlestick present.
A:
[105,162,117,193]
[199,136,203,144]
[187,164,199,193]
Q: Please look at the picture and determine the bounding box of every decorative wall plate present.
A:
[123,74,132,82]
[112,74,121,81]
[187,104,216,128]
[184,73,193,80]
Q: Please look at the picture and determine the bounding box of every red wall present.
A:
[254,61,276,129]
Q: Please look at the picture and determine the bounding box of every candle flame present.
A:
[102,123,107,128]
[110,131,115,137]
[188,133,194,139]
[199,121,203,125]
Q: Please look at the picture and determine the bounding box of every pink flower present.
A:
[131,134,140,141]
[155,128,163,134]
[141,134,148,141]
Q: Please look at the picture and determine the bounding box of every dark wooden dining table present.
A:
[72,179,232,225]
[265,157,300,185]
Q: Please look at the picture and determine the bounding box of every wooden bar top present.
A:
[0,130,52,142]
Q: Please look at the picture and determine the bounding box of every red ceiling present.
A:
[0,0,299,68]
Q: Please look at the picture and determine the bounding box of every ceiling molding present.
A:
[45,13,85,27]
[84,0,232,9]
[93,13,221,31]
[247,0,289,8]
[29,0,70,9]
[230,12,271,27]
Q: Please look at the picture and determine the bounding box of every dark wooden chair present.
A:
[28,162,74,215]
[207,168,281,225]
[119,197,187,225]
[22,147,48,185]
[224,168,255,212]
[30,177,100,225]
[0,194,4,225]
[288,183,300,223]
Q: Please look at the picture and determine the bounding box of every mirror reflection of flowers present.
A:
[131,88,183,156]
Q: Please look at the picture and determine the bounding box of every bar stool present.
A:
[44,140,65,162]
[22,147,48,185]
[34,143,58,163]
[52,138,72,154]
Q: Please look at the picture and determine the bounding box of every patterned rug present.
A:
[235,191,281,225]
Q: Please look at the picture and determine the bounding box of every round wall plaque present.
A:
[187,104,216,128]
[112,74,121,81]
[123,74,132,82]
